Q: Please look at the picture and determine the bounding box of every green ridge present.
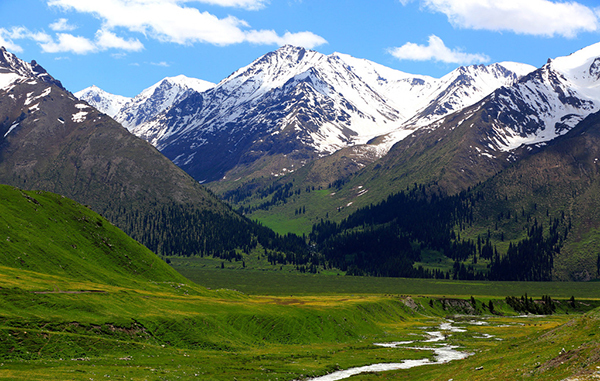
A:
[0,184,184,287]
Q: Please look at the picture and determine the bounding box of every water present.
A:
[305,320,471,381]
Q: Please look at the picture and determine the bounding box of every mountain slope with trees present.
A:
[0,47,305,261]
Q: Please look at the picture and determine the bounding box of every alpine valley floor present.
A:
[2,266,600,380]
[1,185,599,380]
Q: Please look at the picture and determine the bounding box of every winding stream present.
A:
[305,320,471,381]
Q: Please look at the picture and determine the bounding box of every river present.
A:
[305,320,472,381]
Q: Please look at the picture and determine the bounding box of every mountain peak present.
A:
[275,44,307,54]
[113,75,214,131]
[0,47,65,91]
[160,75,215,94]
[550,42,600,95]
[75,85,132,117]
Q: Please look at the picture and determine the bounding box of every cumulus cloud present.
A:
[39,33,98,54]
[95,29,144,52]
[388,35,489,64]
[0,27,55,53]
[1,25,144,55]
[404,0,600,38]
[49,18,77,32]
[46,0,326,48]
[0,28,24,53]
[245,30,327,48]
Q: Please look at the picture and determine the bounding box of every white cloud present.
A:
[46,0,326,48]
[0,27,55,53]
[40,33,98,54]
[49,18,77,32]
[245,30,327,48]
[0,25,144,55]
[275,31,328,49]
[407,0,599,38]
[39,30,144,55]
[0,28,24,53]
[95,29,144,51]
[151,61,170,67]
[188,0,269,10]
[388,35,489,64]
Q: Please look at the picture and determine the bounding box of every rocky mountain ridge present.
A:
[78,45,534,183]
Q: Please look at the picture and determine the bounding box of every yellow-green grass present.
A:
[0,268,447,380]
[352,312,600,380]
[2,184,599,380]
[3,262,600,380]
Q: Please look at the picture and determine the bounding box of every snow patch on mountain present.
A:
[482,42,600,152]
[75,85,131,117]
[0,72,22,92]
[115,75,215,131]
[4,122,19,137]
[24,87,52,106]
[0,47,65,91]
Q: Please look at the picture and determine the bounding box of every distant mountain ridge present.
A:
[74,85,131,117]
[78,45,534,183]
[76,75,215,130]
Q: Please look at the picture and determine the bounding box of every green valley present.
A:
[1,184,599,380]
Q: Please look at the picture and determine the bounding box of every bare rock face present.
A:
[403,297,419,310]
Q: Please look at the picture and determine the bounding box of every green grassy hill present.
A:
[0,184,185,287]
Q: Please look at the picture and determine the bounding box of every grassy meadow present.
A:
[1,185,600,380]
[170,257,600,298]
[2,265,599,380]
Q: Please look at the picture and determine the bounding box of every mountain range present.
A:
[0,46,301,262]
[5,40,600,280]
[77,42,600,203]
[77,45,535,183]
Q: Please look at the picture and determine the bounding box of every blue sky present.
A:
[1,0,599,97]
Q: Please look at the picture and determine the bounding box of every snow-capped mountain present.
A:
[75,85,132,117]
[74,75,215,131]
[354,42,600,197]
[468,41,600,154]
[334,53,534,129]
[130,45,531,183]
[114,75,215,131]
[336,53,535,153]
[0,47,65,92]
[137,46,404,150]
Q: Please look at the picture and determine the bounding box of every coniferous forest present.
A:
[119,181,575,281]
[104,201,320,268]
[308,185,572,281]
